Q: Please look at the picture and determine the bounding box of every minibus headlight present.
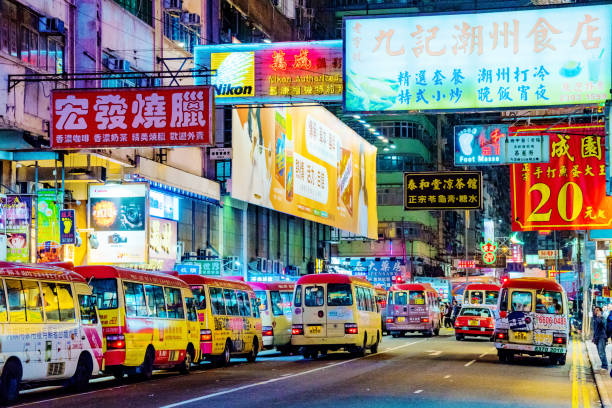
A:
[200,329,212,342]
[345,323,358,335]
[262,326,274,337]
[292,324,304,335]
[107,334,125,349]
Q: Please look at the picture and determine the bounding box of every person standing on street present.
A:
[592,307,608,371]
[444,302,453,328]
[451,299,461,326]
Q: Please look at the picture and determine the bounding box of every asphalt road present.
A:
[14,329,599,408]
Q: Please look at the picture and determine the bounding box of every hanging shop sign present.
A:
[36,190,61,262]
[344,4,612,112]
[5,195,32,263]
[454,124,508,165]
[510,124,611,231]
[148,217,177,271]
[403,171,482,210]
[457,260,476,268]
[194,40,343,104]
[232,106,378,239]
[538,249,561,260]
[209,148,232,160]
[59,209,76,245]
[88,183,148,264]
[50,86,214,149]
[149,190,179,221]
[176,260,222,276]
[480,240,497,264]
[500,135,550,164]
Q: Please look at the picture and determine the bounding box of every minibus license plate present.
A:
[468,320,479,326]
[309,325,322,335]
[510,331,530,343]
[535,332,552,346]
[397,317,405,323]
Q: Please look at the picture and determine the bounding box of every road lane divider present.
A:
[577,340,591,408]
[464,360,476,367]
[160,340,425,408]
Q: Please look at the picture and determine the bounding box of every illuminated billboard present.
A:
[88,183,148,264]
[194,41,343,104]
[344,4,612,112]
[232,106,377,239]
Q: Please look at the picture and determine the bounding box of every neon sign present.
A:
[480,240,498,265]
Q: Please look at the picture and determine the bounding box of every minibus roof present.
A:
[501,277,564,292]
[247,281,295,291]
[178,274,255,292]
[0,261,86,283]
[296,273,373,287]
[390,283,438,294]
[464,283,501,291]
[75,265,189,288]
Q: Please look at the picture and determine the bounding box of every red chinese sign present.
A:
[50,86,214,149]
[510,124,609,231]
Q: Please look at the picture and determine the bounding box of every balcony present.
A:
[227,0,294,41]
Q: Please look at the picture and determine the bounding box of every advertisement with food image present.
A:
[4,195,32,262]
[232,105,377,239]
[88,183,148,264]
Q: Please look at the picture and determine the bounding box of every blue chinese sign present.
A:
[338,258,404,288]
[454,124,508,165]
[176,260,222,276]
[344,5,612,112]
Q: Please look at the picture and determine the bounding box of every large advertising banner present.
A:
[194,41,343,104]
[344,4,612,112]
[5,195,31,262]
[36,190,61,262]
[148,217,177,271]
[50,86,214,148]
[232,106,377,239]
[88,183,147,264]
[510,124,610,231]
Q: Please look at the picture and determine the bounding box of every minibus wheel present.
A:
[178,346,195,374]
[216,340,232,366]
[370,333,380,354]
[0,359,21,404]
[497,350,507,362]
[138,347,155,380]
[433,326,440,336]
[246,338,259,363]
[67,352,93,390]
[558,353,567,366]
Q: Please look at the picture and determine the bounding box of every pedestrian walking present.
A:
[592,307,608,371]
[451,299,461,326]
[444,302,453,328]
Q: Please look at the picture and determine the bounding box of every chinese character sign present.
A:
[36,190,61,263]
[60,209,75,245]
[50,86,214,149]
[232,106,378,239]
[510,124,612,231]
[148,217,177,271]
[500,135,550,164]
[5,195,32,263]
[345,5,612,112]
[404,171,482,210]
[195,40,343,104]
[454,124,508,165]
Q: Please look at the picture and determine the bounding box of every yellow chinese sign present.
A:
[403,171,482,210]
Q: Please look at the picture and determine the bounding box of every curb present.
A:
[584,338,612,408]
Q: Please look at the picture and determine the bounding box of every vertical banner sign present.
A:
[148,217,178,270]
[5,195,31,262]
[36,190,61,262]
[60,209,76,245]
[403,171,482,210]
[50,86,214,149]
[88,184,148,264]
[510,124,609,231]
[607,102,612,195]
[232,106,378,239]
[344,5,612,112]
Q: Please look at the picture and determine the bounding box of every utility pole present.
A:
[465,209,469,283]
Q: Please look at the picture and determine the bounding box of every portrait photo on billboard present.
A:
[231,105,377,239]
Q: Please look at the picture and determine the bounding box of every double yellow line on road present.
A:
[572,337,591,408]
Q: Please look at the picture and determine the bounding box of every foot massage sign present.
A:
[232,106,378,239]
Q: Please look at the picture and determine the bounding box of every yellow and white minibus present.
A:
[248,281,294,353]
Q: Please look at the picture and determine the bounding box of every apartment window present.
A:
[216,160,231,191]
[113,0,153,26]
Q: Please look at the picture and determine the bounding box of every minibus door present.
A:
[302,285,326,337]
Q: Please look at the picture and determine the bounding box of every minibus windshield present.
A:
[90,278,118,309]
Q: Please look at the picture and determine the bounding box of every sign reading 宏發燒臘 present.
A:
[404,171,482,210]
[344,5,612,112]
[50,86,214,149]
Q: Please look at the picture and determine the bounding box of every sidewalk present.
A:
[584,339,612,408]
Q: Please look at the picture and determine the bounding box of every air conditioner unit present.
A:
[107,57,130,72]
[181,12,200,26]
[39,17,65,35]
[163,0,183,13]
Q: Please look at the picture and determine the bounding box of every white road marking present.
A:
[464,359,476,367]
[160,340,425,408]
[414,389,424,394]
[444,375,451,379]
[14,385,130,407]
[479,351,492,358]
[429,351,442,356]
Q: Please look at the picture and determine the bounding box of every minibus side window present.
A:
[536,291,564,315]
[255,291,268,312]
[270,291,284,316]
[43,282,75,322]
[485,291,499,305]
[6,279,43,323]
[237,291,252,317]
[366,288,374,311]
[90,279,118,309]
[0,280,7,322]
[41,282,60,322]
[191,286,206,309]
[394,292,407,305]
[388,292,393,305]
[305,286,324,307]
[499,289,508,311]
[294,285,302,307]
[250,295,260,318]
[236,291,247,317]
[145,284,167,318]
[210,287,226,315]
[223,289,239,316]
[57,284,75,322]
[327,284,353,307]
[511,291,532,312]
[355,287,364,310]
[185,296,198,322]
[78,294,98,325]
[280,291,292,315]
[124,282,148,317]
[165,287,185,319]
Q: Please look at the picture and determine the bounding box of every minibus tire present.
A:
[67,352,93,390]
[548,354,560,365]
[0,359,21,404]
[246,338,259,363]
[111,367,125,381]
[558,353,567,366]
[178,346,195,374]
[139,347,155,380]
[455,334,464,341]
[497,350,507,362]
[352,335,367,357]
[433,327,440,336]
[216,340,232,367]
[371,333,380,354]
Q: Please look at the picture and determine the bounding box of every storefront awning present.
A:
[127,156,220,203]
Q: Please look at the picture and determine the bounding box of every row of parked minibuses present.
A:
[0,264,389,403]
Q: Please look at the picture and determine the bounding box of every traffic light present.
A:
[395,275,404,284]
[501,275,509,285]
